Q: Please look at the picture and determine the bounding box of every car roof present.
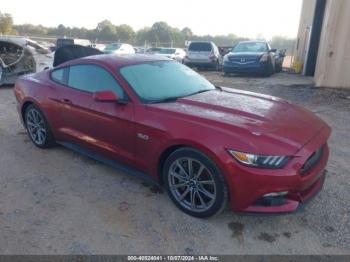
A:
[238,40,268,44]
[189,41,214,44]
[65,54,171,68]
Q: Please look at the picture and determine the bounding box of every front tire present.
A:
[163,147,228,218]
[215,61,221,71]
[276,63,282,73]
[25,104,55,148]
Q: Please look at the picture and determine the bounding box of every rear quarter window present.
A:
[51,68,66,85]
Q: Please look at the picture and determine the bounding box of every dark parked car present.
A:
[56,38,91,49]
[14,50,331,218]
[223,41,277,76]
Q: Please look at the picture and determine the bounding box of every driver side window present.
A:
[68,64,125,99]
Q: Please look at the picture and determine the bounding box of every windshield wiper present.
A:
[215,85,223,91]
[149,88,221,104]
[188,89,216,96]
[149,96,179,104]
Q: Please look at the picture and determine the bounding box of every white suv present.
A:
[103,43,135,55]
[184,41,222,70]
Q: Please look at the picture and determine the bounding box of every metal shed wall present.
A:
[314,0,350,88]
[294,0,316,63]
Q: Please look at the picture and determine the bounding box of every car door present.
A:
[52,65,97,148]
[86,67,135,166]
[62,64,135,166]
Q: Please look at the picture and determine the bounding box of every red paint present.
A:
[14,55,331,213]
[93,90,119,102]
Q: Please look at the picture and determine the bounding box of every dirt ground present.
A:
[0,71,349,255]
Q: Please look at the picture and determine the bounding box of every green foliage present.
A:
[0,11,14,34]
[269,36,296,55]
[188,34,249,47]
[3,12,295,51]
[13,24,47,35]
[116,24,135,43]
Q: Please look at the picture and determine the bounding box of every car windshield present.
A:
[189,42,212,52]
[104,43,122,51]
[119,61,215,103]
[232,42,268,53]
[159,48,176,54]
[146,48,161,53]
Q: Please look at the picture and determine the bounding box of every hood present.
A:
[149,88,326,155]
[53,45,103,67]
[228,52,266,57]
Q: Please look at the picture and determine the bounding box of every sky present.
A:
[1,0,303,39]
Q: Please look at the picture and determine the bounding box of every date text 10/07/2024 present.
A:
[127,256,219,261]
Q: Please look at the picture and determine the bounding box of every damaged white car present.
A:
[0,36,53,85]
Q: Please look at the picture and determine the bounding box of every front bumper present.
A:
[184,59,217,68]
[223,61,268,74]
[224,126,331,213]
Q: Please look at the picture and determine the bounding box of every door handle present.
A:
[62,98,73,104]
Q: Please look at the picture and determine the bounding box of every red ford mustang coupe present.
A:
[14,48,331,218]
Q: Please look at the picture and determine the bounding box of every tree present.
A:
[95,20,117,41]
[14,24,48,35]
[149,22,173,44]
[270,36,296,55]
[0,12,13,34]
[181,27,193,38]
[115,24,135,43]
[1,10,296,51]
[99,25,117,41]
[57,24,66,36]
[135,27,151,46]
[96,20,113,32]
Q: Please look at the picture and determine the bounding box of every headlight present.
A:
[228,150,289,169]
[260,53,269,62]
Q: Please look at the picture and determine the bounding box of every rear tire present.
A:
[163,147,228,218]
[25,104,55,148]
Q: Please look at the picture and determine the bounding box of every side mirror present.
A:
[269,49,277,53]
[93,90,120,103]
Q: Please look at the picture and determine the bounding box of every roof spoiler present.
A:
[53,45,103,67]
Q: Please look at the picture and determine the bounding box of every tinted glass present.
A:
[189,42,212,52]
[51,68,65,84]
[68,65,125,98]
[232,42,268,53]
[160,48,176,54]
[104,43,121,51]
[56,39,74,48]
[146,48,161,53]
[120,61,215,103]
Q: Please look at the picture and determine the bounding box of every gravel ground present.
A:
[0,71,349,255]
